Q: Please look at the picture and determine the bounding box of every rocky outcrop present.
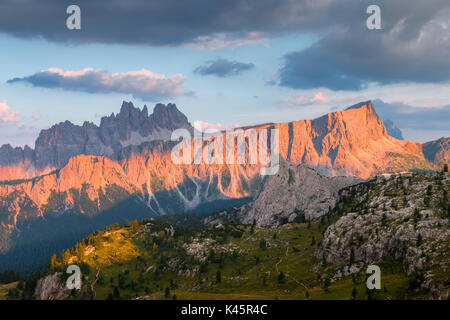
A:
[383,119,404,140]
[0,144,36,182]
[423,137,449,168]
[316,172,450,298]
[34,272,71,300]
[238,158,361,226]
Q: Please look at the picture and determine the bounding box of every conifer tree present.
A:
[165,287,170,298]
[113,286,120,299]
[49,254,58,269]
[349,247,355,266]
[216,270,222,283]
[352,287,357,299]
[417,233,423,247]
[277,271,285,284]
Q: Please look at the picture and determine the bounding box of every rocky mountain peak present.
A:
[0,143,35,166]
[0,100,443,183]
[142,105,149,117]
[151,103,191,130]
[0,102,193,174]
[345,100,374,111]
[423,137,449,167]
[118,100,137,114]
[383,119,404,140]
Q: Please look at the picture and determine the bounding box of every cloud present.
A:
[192,121,241,133]
[1,0,449,91]
[95,113,107,118]
[31,111,41,121]
[278,1,450,90]
[195,58,254,77]
[373,99,450,133]
[7,68,187,101]
[0,101,21,123]
[0,0,352,47]
[185,32,268,50]
[0,123,39,147]
[280,91,329,106]
[278,91,370,109]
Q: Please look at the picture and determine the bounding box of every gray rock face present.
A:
[34,272,71,300]
[316,172,450,297]
[422,137,449,167]
[0,144,34,166]
[239,158,362,226]
[1,101,192,173]
[383,119,404,140]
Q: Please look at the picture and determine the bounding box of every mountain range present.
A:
[0,100,448,271]
[0,102,192,181]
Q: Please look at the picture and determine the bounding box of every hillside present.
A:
[3,219,414,300]
[2,171,448,300]
[316,171,450,299]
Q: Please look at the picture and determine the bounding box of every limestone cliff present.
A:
[423,137,449,168]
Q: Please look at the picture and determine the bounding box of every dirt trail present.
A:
[275,242,309,290]
[91,269,100,298]
[275,244,289,274]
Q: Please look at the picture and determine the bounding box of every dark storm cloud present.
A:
[1,0,449,90]
[194,58,254,77]
[373,99,450,131]
[279,0,450,90]
[0,0,350,46]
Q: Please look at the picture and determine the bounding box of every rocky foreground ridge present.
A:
[315,171,450,298]
[27,171,449,300]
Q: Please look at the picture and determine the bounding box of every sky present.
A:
[0,0,449,147]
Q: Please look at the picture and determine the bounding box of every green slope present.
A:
[3,172,449,300]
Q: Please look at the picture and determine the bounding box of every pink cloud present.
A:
[8,68,187,101]
[280,91,329,106]
[31,111,41,120]
[186,32,268,50]
[312,91,328,103]
[194,121,241,133]
[0,101,22,123]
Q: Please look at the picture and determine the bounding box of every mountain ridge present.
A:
[0,100,445,182]
[0,101,443,232]
[0,101,192,181]
[0,100,447,271]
